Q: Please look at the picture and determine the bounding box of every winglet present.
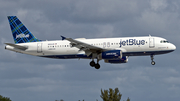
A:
[61,36,66,40]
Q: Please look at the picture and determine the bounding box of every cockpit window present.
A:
[160,40,169,43]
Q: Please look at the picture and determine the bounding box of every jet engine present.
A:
[99,50,122,60]
[104,56,128,64]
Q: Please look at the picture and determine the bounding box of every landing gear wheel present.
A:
[151,61,155,65]
[90,61,95,67]
[150,55,156,65]
[94,63,100,69]
[89,54,101,69]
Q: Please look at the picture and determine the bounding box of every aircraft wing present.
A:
[5,43,28,50]
[61,36,108,56]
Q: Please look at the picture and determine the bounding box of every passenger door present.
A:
[37,43,42,53]
[149,38,155,48]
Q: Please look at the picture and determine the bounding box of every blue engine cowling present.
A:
[104,56,128,64]
[100,50,122,60]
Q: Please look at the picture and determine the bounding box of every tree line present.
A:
[0,95,11,101]
[58,88,130,101]
[1,88,130,101]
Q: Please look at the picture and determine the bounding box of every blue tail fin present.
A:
[7,16,41,44]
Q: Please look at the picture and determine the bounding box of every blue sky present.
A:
[0,0,180,101]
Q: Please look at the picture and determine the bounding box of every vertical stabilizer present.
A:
[7,16,41,44]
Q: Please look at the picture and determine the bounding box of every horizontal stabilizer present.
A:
[5,43,28,50]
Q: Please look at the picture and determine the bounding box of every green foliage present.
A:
[126,97,130,101]
[0,95,11,101]
[100,88,122,101]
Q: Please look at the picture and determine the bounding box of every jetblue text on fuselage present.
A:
[120,39,145,47]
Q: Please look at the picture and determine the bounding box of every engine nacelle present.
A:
[104,56,128,64]
[99,50,122,60]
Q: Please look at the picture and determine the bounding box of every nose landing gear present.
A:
[151,55,155,65]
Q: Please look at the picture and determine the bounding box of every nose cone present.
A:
[171,44,176,50]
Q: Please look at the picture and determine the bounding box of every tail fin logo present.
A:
[16,34,29,39]
[8,16,41,43]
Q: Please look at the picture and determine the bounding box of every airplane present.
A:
[5,16,176,69]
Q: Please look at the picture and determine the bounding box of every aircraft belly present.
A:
[41,54,90,59]
[123,50,174,56]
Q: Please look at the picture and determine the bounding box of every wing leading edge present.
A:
[61,36,109,56]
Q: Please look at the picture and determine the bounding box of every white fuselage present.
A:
[5,36,176,60]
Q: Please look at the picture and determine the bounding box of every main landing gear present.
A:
[150,55,155,65]
[89,53,101,69]
[90,59,100,69]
